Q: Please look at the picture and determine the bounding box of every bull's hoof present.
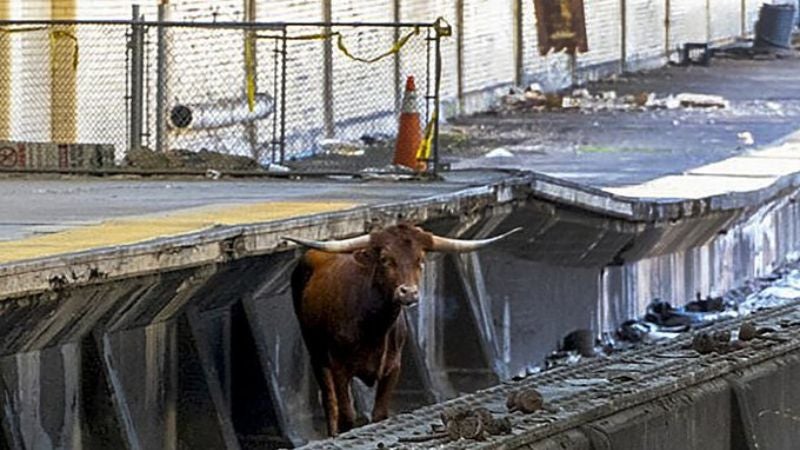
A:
[354,416,370,428]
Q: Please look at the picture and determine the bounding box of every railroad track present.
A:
[299,294,800,450]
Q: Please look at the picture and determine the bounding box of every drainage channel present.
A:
[300,280,800,450]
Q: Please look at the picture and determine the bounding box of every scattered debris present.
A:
[685,294,726,313]
[265,162,291,173]
[738,321,758,341]
[644,300,692,331]
[499,87,730,113]
[690,331,740,355]
[360,164,417,181]
[562,329,596,357]
[125,147,260,171]
[738,131,755,145]
[506,388,544,414]
[484,147,515,158]
[676,93,730,109]
[205,169,222,180]
[320,138,366,157]
[436,406,512,441]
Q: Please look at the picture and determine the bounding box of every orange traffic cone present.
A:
[393,76,425,171]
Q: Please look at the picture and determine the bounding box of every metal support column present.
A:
[129,5,145,155]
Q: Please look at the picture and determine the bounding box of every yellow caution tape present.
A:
[50,29,79,70]
[433,17,452,37]
[416,110,437,162]
[244,18,451,127]
[334,26,419,64]
[0,26,79,70]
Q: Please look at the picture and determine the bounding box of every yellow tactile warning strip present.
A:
[0,201,358,264]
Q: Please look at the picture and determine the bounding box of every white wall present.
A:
[2,0,770,160]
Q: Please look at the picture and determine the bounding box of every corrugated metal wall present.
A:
[0,0,776,154]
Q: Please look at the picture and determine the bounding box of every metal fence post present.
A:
[280,28,288,164]
[456,0,464,114]
[433,31,442,175]
[244,0,259,160]
[322,0,335,138]
[155,3,168,153]
[129,5,145,154]
[513,0,523,87]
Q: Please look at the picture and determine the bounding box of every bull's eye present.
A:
[380,256,394,267]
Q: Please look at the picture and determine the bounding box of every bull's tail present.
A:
[290,253,313,315]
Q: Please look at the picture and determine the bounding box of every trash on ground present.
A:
[265,163,291,173]
[320,138,366,157]
[675,93,730,109]
[484,147,515,158]
[738,131,755,145]
[498,87,731,113]
[506,388,544,414]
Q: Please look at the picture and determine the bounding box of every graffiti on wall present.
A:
[533,0,588,55]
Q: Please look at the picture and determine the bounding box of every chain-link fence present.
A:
[0,15,447,176]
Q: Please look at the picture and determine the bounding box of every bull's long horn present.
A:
[429,227,522,253]
[282,234,371,253]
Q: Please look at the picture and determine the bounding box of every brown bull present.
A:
[284,223,520,436]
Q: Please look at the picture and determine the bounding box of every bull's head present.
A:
[283,224,521,306]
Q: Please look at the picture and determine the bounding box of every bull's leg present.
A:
[314,365,339,436]
[371,363,401,423]
[333,371,357,433]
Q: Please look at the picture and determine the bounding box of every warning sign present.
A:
[534,0,588,56]
[0,146,17,168]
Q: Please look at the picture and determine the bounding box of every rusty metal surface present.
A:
[298,300,800,449]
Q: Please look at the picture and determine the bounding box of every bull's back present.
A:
[290,250,352,326]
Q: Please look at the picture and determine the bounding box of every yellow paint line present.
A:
[0,201,358,264]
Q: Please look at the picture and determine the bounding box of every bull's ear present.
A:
[353,248,375,266]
